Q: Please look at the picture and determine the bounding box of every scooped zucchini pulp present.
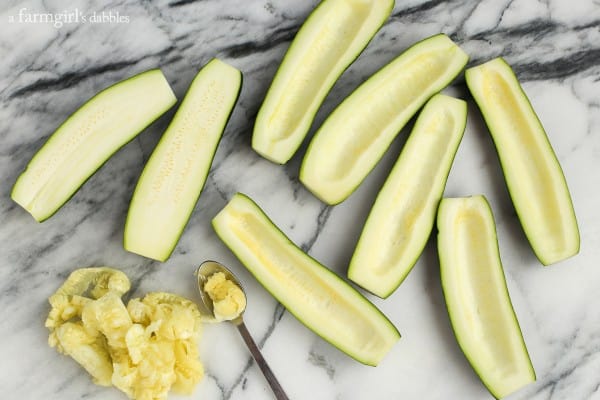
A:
[438,196,535,399]
[212,193,400,366]
[349,94,467,298]
[466,58,579,265]
[300,34,469,204]
[11,70,177,221]
[125,59,242,262]
[252,0,394,164]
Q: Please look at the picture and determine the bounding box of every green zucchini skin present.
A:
[465,58,579,265]
[124,59,242,262]
[212,193,400,366]
[299,34,469,205]
[11,69,177,222]
[348,94,467,298]
[438,195,536,399]
[252,0,394,164]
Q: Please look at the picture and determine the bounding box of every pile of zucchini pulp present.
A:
[12,0,579,398]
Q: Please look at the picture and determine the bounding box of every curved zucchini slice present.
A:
[438,195,535,399]
[11,70,177,222]
[212,193,400,366]
[300,34,469,204]
[349,94,467,298]
[124,59,241,262]
[252,0,394,164]
[465,58,579,265]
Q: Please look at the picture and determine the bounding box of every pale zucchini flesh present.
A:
[349,94,466,298]
[300,34,469,204]
[437,196,535,399]
[212,193,400,366]
[252,0,394,164]
[465,58,579,265]
[124,59,242,262]
[11,70,177,222]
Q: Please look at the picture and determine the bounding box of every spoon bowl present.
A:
[196,260,246,323]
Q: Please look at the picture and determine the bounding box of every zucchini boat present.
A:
[438,195,535,399]
[465,58,579,265]
[11,70,177,222]
[124,59,242,262]
[349,94,467,298]
[212,193,400,366]
[252,0,394,164]
[300,34,469,204]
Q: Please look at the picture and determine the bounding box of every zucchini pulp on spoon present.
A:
[349,94,467,298]
[252,0,394,164]
[438,196,535,399]
[11,70,177,222]
[125,59,241,261]
[300,34,469,204]
[213,193,400,365]
[466,58,579,265]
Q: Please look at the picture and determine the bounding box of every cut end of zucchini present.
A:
[11,69,177,222]
[252,0,394,164]
[466,58,580,265]
[124,59,242,262]
[349,94,467,297]
[300,34,469,204]
[438,195,536,398]
[213,193,400,365]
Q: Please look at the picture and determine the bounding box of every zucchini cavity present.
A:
[252,0,394,164]
[212,193,400,366]
[300,34,469,204]
[349,94,467,297]
[438,196,536,399]
[466,58,579,265]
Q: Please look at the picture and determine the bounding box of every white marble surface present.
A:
[1,0,599,399]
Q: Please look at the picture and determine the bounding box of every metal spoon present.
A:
[195,260,289,400]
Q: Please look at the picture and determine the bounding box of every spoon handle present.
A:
[236,320,290,400]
